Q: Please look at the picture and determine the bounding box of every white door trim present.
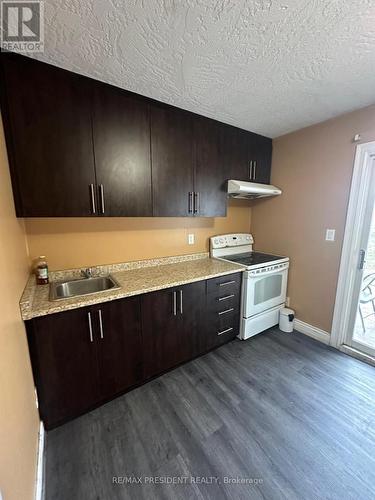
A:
[331,141,375,348]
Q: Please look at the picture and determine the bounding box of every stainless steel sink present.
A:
[49,275,121,301]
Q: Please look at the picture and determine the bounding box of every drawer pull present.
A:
[218,308,234,316]
[219,280,236,287]
[217,327,234,336]
[218,294,235,301]
[172,291,177,316]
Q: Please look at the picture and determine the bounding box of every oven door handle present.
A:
[247,265,288,278]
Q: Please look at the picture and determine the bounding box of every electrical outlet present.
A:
[188,233,195,245]
[325,229,335,241]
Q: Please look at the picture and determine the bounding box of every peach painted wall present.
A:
[25,200,252,270]
[251,104,375,333]
[0,117,39,499]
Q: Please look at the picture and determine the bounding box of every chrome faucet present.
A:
[81,267,94,279]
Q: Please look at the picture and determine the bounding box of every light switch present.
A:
[325,229,335,241]
[188,234,195,245]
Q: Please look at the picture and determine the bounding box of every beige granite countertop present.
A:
[20,253,244,320]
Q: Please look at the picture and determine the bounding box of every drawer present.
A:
[207,272,242,297]
[212,313,240,345]
[208,292,240,313]
[216,324,238,343]
[208,306,240,337]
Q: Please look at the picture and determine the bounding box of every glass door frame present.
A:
[348,165,375,356]
[331,141,375,362]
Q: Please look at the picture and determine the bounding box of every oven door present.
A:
[242,267,288,318]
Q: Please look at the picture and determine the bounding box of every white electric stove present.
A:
[210,233,289,340]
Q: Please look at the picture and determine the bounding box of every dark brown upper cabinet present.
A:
[251,134,272,184]
[0,52,272,218]
[91,83,152,216]
[221,125,251,182]
[193,117,227,217]
[220,124,271,185]
[0,53,97,216]
[150,104,194,216]
[151,109,228,217]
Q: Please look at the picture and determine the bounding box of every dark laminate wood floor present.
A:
[45,329,375,500]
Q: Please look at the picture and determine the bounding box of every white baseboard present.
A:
[294,319,331,345]
[35,422,45,500]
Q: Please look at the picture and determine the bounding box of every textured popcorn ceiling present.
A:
[30,0,375,137]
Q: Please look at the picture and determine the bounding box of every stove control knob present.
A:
[219,238,224,244]
[213,238,219,246]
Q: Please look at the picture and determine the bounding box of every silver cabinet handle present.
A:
[249,160,253,180]
[99,184,105,214]
[253,160,257,180]
[217,327,233,336]
[359,249,366,270]
[193,192,200,214]
[218,294,235,301]
[218,308,234,316]
[179,289,183,314]
[219,280,236,287]
[89,184,96,214]
[87,312,94,342]
[174,291,177,315]
[98,309,104,339]
[188,192,193,214]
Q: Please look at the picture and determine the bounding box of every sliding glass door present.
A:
[346,161,375,357]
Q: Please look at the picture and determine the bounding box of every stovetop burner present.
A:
[222,251,286,267]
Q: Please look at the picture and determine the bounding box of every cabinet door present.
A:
[92,84,152,216]
[27,307,100,429]
[250,135,272,184]
[194,117,227,217]
[220,124,252,182]
[151,105,194,216]
[141,287,188,378]
[0,53,96,216]
[180,280,207,357]
[93,297,143,400]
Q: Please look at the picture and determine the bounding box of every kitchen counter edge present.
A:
[20,256,244,321]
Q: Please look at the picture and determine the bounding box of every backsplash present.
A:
[24,202,251,271]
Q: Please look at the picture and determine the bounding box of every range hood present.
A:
[227,180,282,199]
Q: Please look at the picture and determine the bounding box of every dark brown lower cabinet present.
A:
[27,306,99,428]
[142,281,207,378]
[27,274,242,429]
[93,297,143,400]
[203,273,242,350]
[26,296,143,429]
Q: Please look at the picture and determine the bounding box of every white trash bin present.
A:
[279,307,295,333]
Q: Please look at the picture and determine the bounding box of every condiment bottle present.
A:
[36,256,49,285]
